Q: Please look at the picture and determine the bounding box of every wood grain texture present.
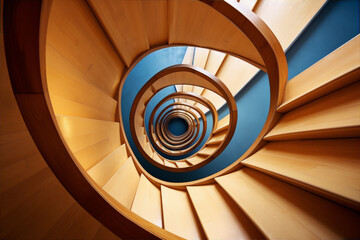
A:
[216,168,360,240]
[56,115,121,171]
[87,144,128,187]
[47,0,123,97]
[103,157,140,209]
[266,81,360,141]
[254,0,326,50]
[279,35,360,112]
[161,186,205,240]
[243,139,360,211]
[131,175,163,228]
[187,184,264,240]
[169,0,265,69]
[87,0,151,66]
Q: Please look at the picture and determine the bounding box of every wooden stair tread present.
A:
[152,152,164,165]
[205,50,226,75]
[216,168,360,240]
[103,157,140,209]
[164,160,177,168]
[144,142,154,157]
[187,155,207,165]
[198,146,217,156]
[207,131,226,145]
[87,144,128,187]
[265,81,360,141]
[131,174,162,228]
[278,35,360,112]
[175,161,191,168]
[243,139,360,211]
[187,184,264,240]
[56,115,121,171]
[161,186,204,240]
[213,124,229,135]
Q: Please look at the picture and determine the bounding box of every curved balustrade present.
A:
[5,0,359,239]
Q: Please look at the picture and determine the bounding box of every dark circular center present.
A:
[167,117,189,136]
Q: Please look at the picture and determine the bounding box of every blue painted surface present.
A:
[122,0,359,182]
[168,118,188,135]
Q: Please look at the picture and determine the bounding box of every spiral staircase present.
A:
[1,0,360,239]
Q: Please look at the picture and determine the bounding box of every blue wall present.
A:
[122,0,359,182]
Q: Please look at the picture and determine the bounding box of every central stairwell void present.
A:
[3,0,360,239]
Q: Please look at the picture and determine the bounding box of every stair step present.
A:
[103,157,140,209]
[213,124,229,135]
[87,144,128,187]
[131,175,162,228]
[265,81,360,141]
[144,142,154,157]
[135,126,146,138]
[187,155,207,165]
[164,160,177,168]
[198,146,217,156]
[152,152,164,165]
[243,139,360,211]
[187,184,264,240]
[175,161,191,168]
[138,135,147,147]
[161,186,205,240]
[56,115,121,171]
[204,50,226,75]
[207,131,226,145]
[216,168,360,240]
[278,35,360,113]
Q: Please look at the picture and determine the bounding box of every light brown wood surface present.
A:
[265,81,360,141]
[279,34,360,112]
[131,175,163,228]
[243,139,360,210]
[216,168,360,240]
[187,184,264,240]
[161,186,205,240]
[87,144,128,188]
[56,115,121,171]
[103,157,140,209]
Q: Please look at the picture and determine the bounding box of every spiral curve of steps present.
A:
[1,0,360,239]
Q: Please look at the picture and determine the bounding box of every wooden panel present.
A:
[238,0,258,11]
[144,142,154,157]
[56,115,121,171]
[279,35,360,112]
[176,47,195,98]
[169,0,264,67]
[216,55,259,95]
[205,50,226,75]
[87,144,128,187]
[187,184,263,240]
[161,186,204,240]
[47,45,117,121]
[131,175,163,228]
[140,0,168,47]
[153,152,164,165]
[0,24,118,239]
[164,160,177,168]
[175,161,191,168]
[217,115,230,130]
[193,47,209,69]
[216,168,360,240]
[198,146,217,156]
[47,0,123,96]
[254,0,326,50]
[103,157,140,209]
[88,0,150,66]
[243,139,360,210]
[187,155,206,165]
[265,81,360,141]
[201,90,225,111]
[207,132,226,145]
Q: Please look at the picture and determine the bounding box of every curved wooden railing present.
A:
[3,0,287,239]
